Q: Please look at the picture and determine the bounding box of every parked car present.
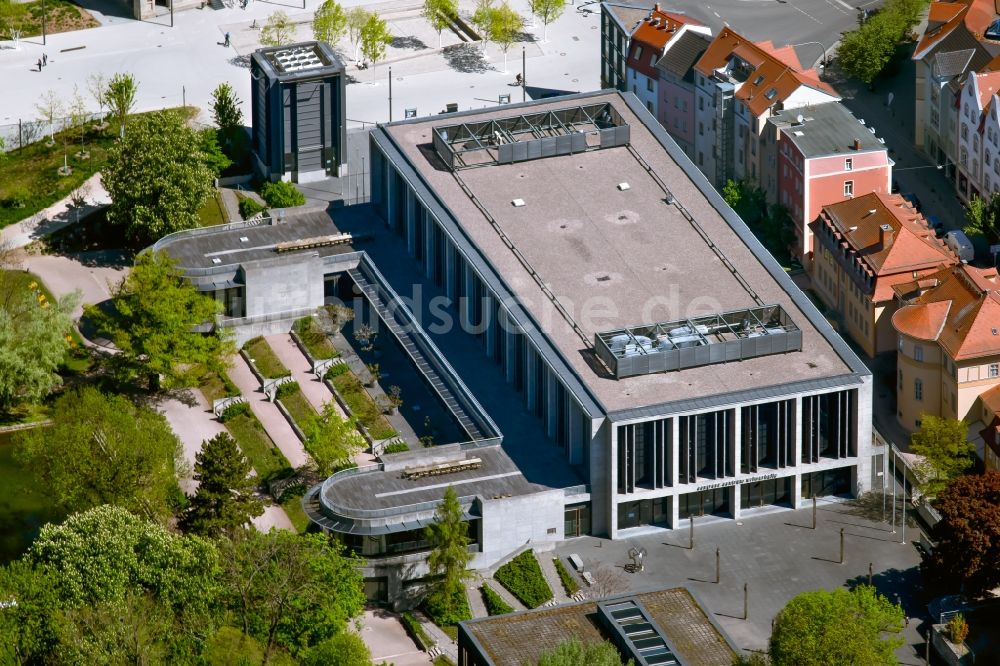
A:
[944,229,975,262]
[927,215,945,237]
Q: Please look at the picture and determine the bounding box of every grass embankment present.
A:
[197,368,240,404]
[277,383,316,428]
[219,403,291,484]
[494,550,553,609]
[328,368,396,440]
[197,189,228,227]
[293,316,338,360]
[243,337,289,379]
[278,485,311,533]
[0,0,98,38]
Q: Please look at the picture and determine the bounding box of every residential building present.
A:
[159,91,876,605]
[600,2,653,91]
[458,587,737,666]
[913,0,999,162]
[980,384,1000,470]
[767,103,893,261]
[623,7,710,118]
[656,29,712,159]
[810,192,957,357]
[891,264,1000,435]
[250,41,348,184]
[693,28,839,188]
[956,64,1000,202]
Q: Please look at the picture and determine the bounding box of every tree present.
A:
[360,12,393,83]
[423,0,457,48]
[472,0,495,53]
[0,561,62,665]
[299,632,372,666]
[14,387,184,521]
[424,487,473,625]
[101,110,216,244]
[88,72,109,125]
[769,585,904,666]
[921,471,1000,598]
[836,20,896,85]
[68,85,89,156]
[529,0,563,41]
[198,127,233,177]
[489,2,523,73]
[260,10,296,47]
[910,416,974,497]
[0,255,79,414]
[260,180,306,207]
[35,89,63,144]
[722,179,741,209]
[346,7,371,61]
[106,72,137,137]
[53,592,176,665]
[964,191,1000,244]
[303,402,362,475]
[313,0,348,46]
[537,639,627,666]
[180,432,263,537]
[210,82,244,141]
[28,505,220,610]
[218,530,366,660]
[84,251,233,389]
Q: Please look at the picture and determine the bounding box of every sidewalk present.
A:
[412,610,458,664]
[265,333,341,415]
[226,353,310,468]
[0,173,110,250]
[537,553,572,605]
[158,389,228,495]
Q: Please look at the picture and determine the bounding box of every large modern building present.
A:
[250,41,348,184]
[158,90,875,605]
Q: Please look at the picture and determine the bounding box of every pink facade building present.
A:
[767,103,893,261]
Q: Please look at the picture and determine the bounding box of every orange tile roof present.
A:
[971,70,1000,109]
[965,0,997,35]
[982,384,1000,415]
[756,41,804,70]
[630,8,702,53]
[817,192,958,277]
[916,0,999,59]
[694,28,837,117]
[892,265,1000,360]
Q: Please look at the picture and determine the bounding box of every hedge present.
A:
[237,194,266,220]
[481,583,514,616]
[324,363,350,380]
[274,380,299,400]
[383,442,409,454]
[218,401,250,423]
[553,558,579,596]
[494,550,552,608]
[401,612,433,650]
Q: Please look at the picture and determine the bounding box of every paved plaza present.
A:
[554,497,927,664]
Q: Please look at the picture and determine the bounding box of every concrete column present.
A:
[670,417,680,487]
[732,406,742,478]
[793,395,805,508]
[730,485,741,521]
[608,422,619,540]
[855,380,874,495]
[546,371,559,439]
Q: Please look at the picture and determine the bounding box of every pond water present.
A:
[0,430,62,563]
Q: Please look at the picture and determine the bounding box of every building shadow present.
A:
[391,35,427,51]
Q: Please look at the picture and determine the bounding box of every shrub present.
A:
[481,583,514,616]
[401,611,433,650]
[383,441,409,455]
[553,557,579,596]
[293,316,337,360]
[494,550,552,608]
[275,380,300,400]
[324,363,350,380]
[423,586,471,627]
[946,613,969,644]
[218,400,250,423]
[238,194,266,219]
[260,180,305,208]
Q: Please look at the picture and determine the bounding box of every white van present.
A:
[944,230,975,263]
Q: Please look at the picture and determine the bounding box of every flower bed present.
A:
[242,336,289,379]
[494,550,553,609]
[553,558,579,596]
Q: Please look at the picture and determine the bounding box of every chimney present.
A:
[879,223,895,248]
[853,138,862,150]
[654,2,661,10]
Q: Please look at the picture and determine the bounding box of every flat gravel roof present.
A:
[383,92,858,413]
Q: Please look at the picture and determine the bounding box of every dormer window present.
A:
[753,74,765,85]
[635,45,644,60]
[765,88,778,100]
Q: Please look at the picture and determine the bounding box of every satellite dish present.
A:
[796,114,804,124]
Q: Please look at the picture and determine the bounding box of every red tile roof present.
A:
[627,8,704,78]
[892,265,1000,360]
[915,0,999,59]
[694,28,837,117]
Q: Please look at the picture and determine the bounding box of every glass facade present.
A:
[564,503,592,538]
[617,418,672,493]
[678,489,730,519]
[801,467,852,499]
[340,521,478,558]
[617,497,670,530]
[739,476,792,509]
[802,390,857,463]
[741,400,794,473]
[679,410,734,482]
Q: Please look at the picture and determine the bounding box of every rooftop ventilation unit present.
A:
[512,198,526,207]
[618,182,631,191]
[239,236,249,243]
[211,257,222,264]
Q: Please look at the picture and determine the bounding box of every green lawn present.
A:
[243,337,289,380]
[330,372,396,440]
[197,367,239,404]
[0,0,98,38]
[279,489,311,534]
[279,386,316,429]
[292,316,338,360]
[224,412,292,483]
[197,189,228,227]
[0,433,63,563]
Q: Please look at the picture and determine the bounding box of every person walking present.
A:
[224,32,231,47]
[37,58,42,72]
[42,53,47,66]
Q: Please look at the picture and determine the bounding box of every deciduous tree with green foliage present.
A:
[360,12,393,82]
[472,0,495,52]
[211,82,244,142]
[0,259,79,414]
[836,0,924,85]
[54,591,177,665]
[180,432,263,536]
[910,415,974,497]
[106,72,137,136]
[529,0,563,41]
[260,10,296,47]
[964,191,1000,244]
[302,402,362,475]
[537,639,628,666]
[14,388,184,521]
[218,529,366,661]
[299,632,372,666]
[489,1,523,73]
[260,180,306,207]
[769,585,904,666]
[85,251,233,390]
[722,178,741,209]
[423,0,457,48]
[921,471,1000,598]
[347,7,371,61]
[101,110,216,244]
[0,561,62,665]
[313,0,348,46]
[424,486,473,625]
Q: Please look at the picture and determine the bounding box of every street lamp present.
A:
[41,0,46,45]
